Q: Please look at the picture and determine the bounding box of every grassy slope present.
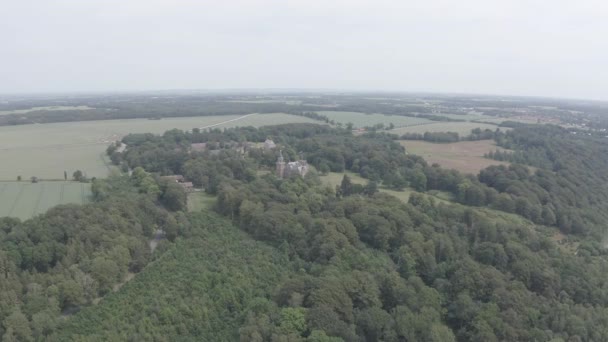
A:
[56,212,295,341]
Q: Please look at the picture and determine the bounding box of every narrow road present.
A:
[198,113,257,130]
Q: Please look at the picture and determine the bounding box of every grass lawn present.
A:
[187,192,217,212]
[318,171,368,187]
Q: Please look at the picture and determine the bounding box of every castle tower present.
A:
[276,149,285,178]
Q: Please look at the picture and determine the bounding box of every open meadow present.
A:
[400,139,510,174]
[317,111,433,128]
[0,181,91,220]
[0,113,319,180]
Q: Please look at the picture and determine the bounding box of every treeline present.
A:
[290,111,332,123]
[401,131,460,143]
[400,127,503,143]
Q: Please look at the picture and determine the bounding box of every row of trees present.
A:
[400,127,504,143]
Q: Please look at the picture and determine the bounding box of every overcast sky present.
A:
[1,0,607,100]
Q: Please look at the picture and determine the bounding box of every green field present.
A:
[390,121,507,136]
[0,181,91,220]
[0,113,319,180]
[317,111,433,128]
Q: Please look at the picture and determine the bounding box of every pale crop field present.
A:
[389,122,508,136]
[400,139,511,174]
[0,105,95,116]
[0,181,91,220]
[0,113,319,180]
[317,111,433,128]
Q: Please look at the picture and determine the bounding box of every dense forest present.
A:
[0,171,190,341]
[88,125,608,341]
[3,122,608,341]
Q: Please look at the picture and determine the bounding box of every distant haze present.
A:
[2,0,607,100]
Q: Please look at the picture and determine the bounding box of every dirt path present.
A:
[149,229,164,252]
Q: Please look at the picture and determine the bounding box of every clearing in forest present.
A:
[318,172,453,204]
[400,139,510,175]
[187,192,217,212]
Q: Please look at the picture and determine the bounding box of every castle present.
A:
[276,150,309,178]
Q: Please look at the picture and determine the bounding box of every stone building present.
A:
[276,150,308,178]
[264,139,276,150]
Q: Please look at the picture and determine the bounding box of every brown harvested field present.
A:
[400,139,510,174]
